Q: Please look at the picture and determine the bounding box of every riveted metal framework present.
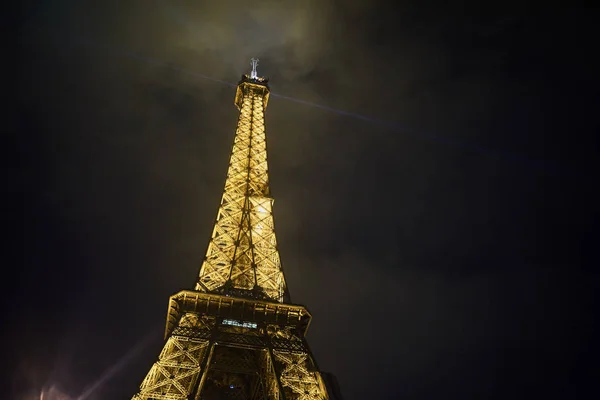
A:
[195,75,288,303]
[132,67,330,400]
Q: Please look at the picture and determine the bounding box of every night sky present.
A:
[9,1,599,399]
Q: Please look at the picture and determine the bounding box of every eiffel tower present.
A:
[132,60,339,400]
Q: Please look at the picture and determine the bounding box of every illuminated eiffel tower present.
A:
[132,60,339,400]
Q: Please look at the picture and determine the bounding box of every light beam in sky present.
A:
[76,332,157,400]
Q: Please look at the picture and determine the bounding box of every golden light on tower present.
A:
[131,60,332,400]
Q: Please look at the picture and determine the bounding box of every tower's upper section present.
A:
[195,60,290,303]
[235,58,270,110]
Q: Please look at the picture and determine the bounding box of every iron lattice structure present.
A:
[132,61,331,400]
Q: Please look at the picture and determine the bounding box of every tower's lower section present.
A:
[132,291,329,400]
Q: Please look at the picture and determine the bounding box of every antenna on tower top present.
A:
[250,58,259,79]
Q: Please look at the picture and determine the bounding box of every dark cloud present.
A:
[9,1,599,399]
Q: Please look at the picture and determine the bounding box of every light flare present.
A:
[37,385,74,400]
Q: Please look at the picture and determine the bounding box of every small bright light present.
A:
[222,319,257,329]
[229,384,235,389]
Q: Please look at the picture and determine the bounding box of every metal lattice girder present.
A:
[133,69,330,400]
[133,336,209,400]
[195,79,287,303]
[272,350,328,400]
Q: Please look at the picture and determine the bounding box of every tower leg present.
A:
[268,326,329,400]
[271,349,328,400]
[132,335,211,400]
[132,313,215,400]
[192,342,216,400]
